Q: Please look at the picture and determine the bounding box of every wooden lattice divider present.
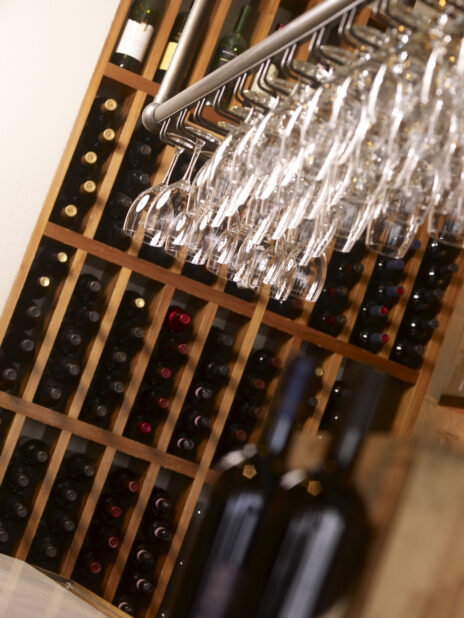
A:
[0,1,462,613]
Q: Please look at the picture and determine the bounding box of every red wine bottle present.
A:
[76,551,103,580]
[355,330,389,353]
[138,386,170,413]
[113,594,137,616]
[129,541,155,569]
[164,306,191,333]
[95,493,123,523]
[144,362,173,387]
[371,284,405,307]
[310,311,347,336]
[108,468,140,497]
[88,524,121,552]
[358,301,389,324]
[122,570,154,596]
[246,348,282,383]
[231,401,267,427]
[391,338,425,368]
[126,415,154,441]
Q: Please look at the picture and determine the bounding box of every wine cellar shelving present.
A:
[0,0,463,615]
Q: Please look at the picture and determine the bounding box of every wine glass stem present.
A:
[161,145,183,184]
[182,141,204,183]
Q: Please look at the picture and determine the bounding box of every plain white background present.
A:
[0,0,119,315]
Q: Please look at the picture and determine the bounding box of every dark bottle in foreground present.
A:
[248,366,385,618]
[165,356,320,617]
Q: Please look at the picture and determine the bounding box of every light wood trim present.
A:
[250,0,282,47]
[104,63,160,96]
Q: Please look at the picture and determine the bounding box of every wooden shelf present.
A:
[0,0,462,613]
[439,394,464,410]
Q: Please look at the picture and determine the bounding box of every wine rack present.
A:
[0,0,463,616]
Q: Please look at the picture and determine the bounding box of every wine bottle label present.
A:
[115,20,154,62]
[159,41,177,71]
[215,48,237,70]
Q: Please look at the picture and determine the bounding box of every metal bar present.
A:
[153,0,213,105]
[142,0,368,131]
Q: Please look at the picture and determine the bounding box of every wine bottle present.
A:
[108,468,140,497]
[66,454,96,482]
[267,297,304,320]
[208,4,253,73]
[51,479,80,508]
[96,221,132,251]
[119,169,151,198]
[95,493,123,523]
[121,570,154,596]
[155,335,189,367]
[80,397,111,424]
[75,274,103,304]
[390,338,425,368]
[0,364,19,392]
[63,179,98,209]
[401,317,439,344]
[420,262,458,289]
[165,356,320,617]
[371,284,405,307]
[129,541,155,569]
[146,489,174,522]
[11,301,42,331]
[111,0,159,74]
[76,551,103,580]
[55,327,83,356]
[1,331,35,363]
[22,272,53,300]
[215,423,249,459]
[126,141,153,170]
[423,239,460,264]
[237,375,267,405]
[154,7,189,82]
[230,401,267,427]
[111,322,145,352]
[246,348,282,383]
[179,409,212,437]
[409,287,443,316]
[355,330,389,353]
[372,257,405,285]
[88,524,121,552]
[105,191,133,222]
[310,311,347,336]
[85,97,119,132]
[358,301,389,325]
[46,508,76,534]
[3,495,29,521]
[18,438,49,466]
[29,535,59,563]
[318,381,345,431]
[5,464,31,494]
[164,306,191,333]
[144,362,173,387]
[332,259,364,288]
[84,128,116,160]
[138,386,170,413]
[36,383,63,411]
[200,360,230,382]
[188,381,214,406]
[248,367,385,618]
[0,520,10,546]
[66,305,101,331]
[69,151,99,181]
[125,415,154,441]
[119,291,148,321]
[47,356,81,384]
[142,519,172,546]
[113,594,137,617]
[36,245,70,277]
[171,433,196,458]
[101,348,130,376]
[93,373,126,403]
[53,203,80,229]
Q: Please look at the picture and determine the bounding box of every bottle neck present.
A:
[234,4,252,36]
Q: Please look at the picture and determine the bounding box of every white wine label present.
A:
[158,41,177,71]
[115,19,154,62]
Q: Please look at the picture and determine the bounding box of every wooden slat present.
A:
[439,394,464,409]
[104,63,160,96]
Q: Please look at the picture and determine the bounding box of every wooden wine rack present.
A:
[0,0,463,615]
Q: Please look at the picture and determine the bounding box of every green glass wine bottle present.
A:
[209,3,253,73]
[111,0,159,74]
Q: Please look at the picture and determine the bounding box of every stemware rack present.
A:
[0,0,463,615]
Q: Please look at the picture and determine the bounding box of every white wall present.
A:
[0,0,119,316]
